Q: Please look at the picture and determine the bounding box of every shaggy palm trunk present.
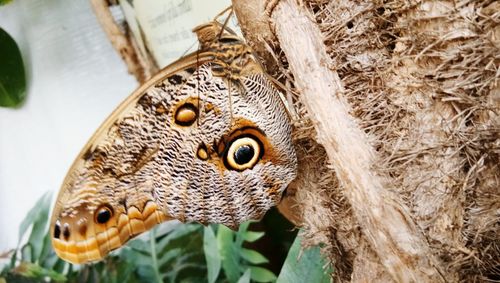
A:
[233,0,499,282]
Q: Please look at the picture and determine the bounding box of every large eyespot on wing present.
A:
[218,120,283,172]
[225,136,262,171]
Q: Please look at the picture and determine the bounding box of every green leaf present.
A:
[50,258,67,274]
[119,247,153,267]
[277,234,331,283]
[26,194,52,262]
[203,226,221,283]
[237,269,251,283]
[17,193,50,244]
[217,225,240,283]
[156,223,200,252]
[135,265,158,283]
[243,231,265,243]
[235,222,251,247]
[38,232,53,264]
[116,260,135,283]
[14,192,52,264]
[157,248,182,267]
[20,245,32,263]
[240,248,269,265]
[149,227,163,283]
[125,223,207,283]
[0,27,26,107]
[0,0,13,6]
[127,238,150,253]
[249,266,276,283]
[15,262,66,282]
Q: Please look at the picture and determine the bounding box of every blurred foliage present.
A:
[0,27,26,108]
[277,234,332,283]
[0,193,332,282]
[0,0,13,6]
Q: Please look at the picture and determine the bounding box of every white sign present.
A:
[119,0,240,67]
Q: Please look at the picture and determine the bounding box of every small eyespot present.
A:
[54,220,61,239]
[63,223,70,240]
[197,144,209,160]
[95,204,113,224]
[174,103,198,126]
[78,221,88,236]
[225,137,261,171]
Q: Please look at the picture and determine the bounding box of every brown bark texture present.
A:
[89,0,158,83]
[233,0,499,282]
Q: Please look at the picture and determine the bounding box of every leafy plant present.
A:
[0,192,332,282]
[276,233,332,283]
[0,0,13,6]
[116,223,207,283]
[0,27,26,108]
[216,223,275,283]
[1,192,68,282]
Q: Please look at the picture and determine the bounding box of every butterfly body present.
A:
[51,23,297,264]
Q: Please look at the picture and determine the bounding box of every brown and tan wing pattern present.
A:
[50,23,297,264]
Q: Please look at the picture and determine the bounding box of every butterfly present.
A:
[50,21,297,264]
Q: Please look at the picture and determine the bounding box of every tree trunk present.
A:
[233,0,499,282]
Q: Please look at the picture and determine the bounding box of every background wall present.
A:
[0,0,137,251]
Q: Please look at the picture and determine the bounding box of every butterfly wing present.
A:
[50,24,297,264]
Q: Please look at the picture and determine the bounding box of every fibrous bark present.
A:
[234,0,499,282]
[89,0,157,82]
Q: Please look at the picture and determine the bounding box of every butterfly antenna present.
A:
[180,40,198,58]
[196,49,202,127]
[216,7,234,39]
[228,78,234,124]
[214,6,233,24]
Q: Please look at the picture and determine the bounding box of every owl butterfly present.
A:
[50,21,297,264]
